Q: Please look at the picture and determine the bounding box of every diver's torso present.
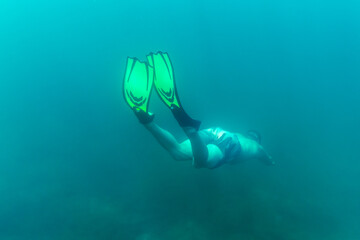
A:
[201,128,261,167]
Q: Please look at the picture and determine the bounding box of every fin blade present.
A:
[148,52,181,109]
[123,57,153,112]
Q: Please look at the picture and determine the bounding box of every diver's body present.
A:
[141,116,274,169]
[124,51,273,169]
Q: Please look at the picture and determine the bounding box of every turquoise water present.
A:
[1,0,359,239]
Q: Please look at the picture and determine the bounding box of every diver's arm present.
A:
[258,145,275,165]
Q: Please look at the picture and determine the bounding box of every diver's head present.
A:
[245,130,261,144]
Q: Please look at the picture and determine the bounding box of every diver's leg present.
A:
[182,128,208,168]
[257,145,275,166]
[144,122,192,161]
[170,106,214,168]
[144,119,223,167]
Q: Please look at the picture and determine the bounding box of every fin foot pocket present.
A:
[133,109,155,124]
[171,105,201,131]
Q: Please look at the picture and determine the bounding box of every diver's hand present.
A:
[268,155,275,166]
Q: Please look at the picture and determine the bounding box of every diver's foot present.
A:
[171,105,201,131]
[133,109,155,124]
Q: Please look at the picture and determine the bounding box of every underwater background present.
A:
[1,0,359,239]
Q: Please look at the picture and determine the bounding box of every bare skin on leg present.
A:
[144,122,224,168]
